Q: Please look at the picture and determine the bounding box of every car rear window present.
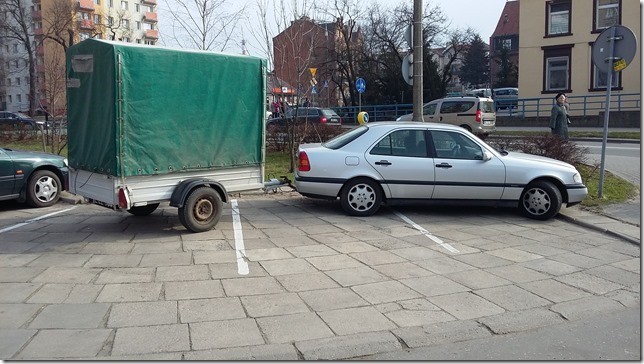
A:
[323,125,368,150]
[321,109,339,117]
[440,101,475,113]
[479,101,495,113]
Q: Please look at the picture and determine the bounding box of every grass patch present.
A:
[265,151,293,182]
[577,164,639,208]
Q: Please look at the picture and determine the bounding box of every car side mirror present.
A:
[482,150,493,161]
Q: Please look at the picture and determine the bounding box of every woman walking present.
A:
[550,93,569,140]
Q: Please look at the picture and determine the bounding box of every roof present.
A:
[491,0,520,37]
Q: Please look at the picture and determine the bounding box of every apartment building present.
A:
[518,0,640,115]
[0,0,158,113]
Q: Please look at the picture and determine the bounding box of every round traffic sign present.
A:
[356,78,366,93]
[591,25,637,70]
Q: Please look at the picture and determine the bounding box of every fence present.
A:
[332,93,640,124]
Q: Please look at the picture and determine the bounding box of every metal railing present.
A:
[332,93,640,124]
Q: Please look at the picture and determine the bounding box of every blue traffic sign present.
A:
[356,78,366,93]
[311,85,317,94]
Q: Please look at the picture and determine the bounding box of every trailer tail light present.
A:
[298,151,311,172]
[475,110,482,123]
[118,188,129,209]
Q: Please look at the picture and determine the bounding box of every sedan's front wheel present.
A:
[519,180,562,220]
[26,170,61,207]
[340,178,382,216]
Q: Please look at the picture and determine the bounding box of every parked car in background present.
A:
[0,112,36,130]
[267,107,342,128]
[0,147,69,207]
[295,122,587,220]
[493,87,519,110]
[465,88,492,98]
[396,96,496,137]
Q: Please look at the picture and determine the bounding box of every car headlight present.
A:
[573,172,582,184]
[63,158,69,167]
[396,116,401,121]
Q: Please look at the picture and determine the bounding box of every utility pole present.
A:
[412,0,423,120]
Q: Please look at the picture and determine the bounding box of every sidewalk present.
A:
[557,202,640,245]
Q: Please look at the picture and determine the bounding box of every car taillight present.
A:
[298,151,311,172]
[320,116,327,123]
[475,110,482,123]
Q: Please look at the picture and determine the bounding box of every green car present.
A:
[0,147,69,207]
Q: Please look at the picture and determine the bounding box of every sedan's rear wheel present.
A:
[519,180,562,220]
[340,178,382,216]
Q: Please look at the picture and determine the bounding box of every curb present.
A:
[556,213,640,246]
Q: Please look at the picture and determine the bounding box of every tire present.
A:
[519,180,562,220]
[127,203,160,216]
[26,170,61,207]
[340,178,382,216]
[178,187,223,232]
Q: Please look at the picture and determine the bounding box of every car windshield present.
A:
[323,125,368,150]
[15,112,31,119]
[479,101,495,113]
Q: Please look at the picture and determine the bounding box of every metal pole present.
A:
[412,0,423,120]
[598,26,617,198]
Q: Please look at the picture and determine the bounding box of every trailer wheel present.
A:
[127,203,160,216]
[178,187,223,233]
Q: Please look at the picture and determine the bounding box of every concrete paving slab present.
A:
[96,283,162,302]
[306,254,365,271]
[349,250,408,266]
[112,324,189,355]
[84,254,142,268]
[0,283,41,303]
[519,259,582,276]
[324,266,389,287]
[550,296,626,321]
[388,246,445,261]
[486,248,543,262]
[318,306,396,335]
[16,328,111,359]
[428,292,505,320]
[484,265,549,283]
[548,252,605,269]
[26,283,73,304]
[193,250,236,265]
[190,318,264,350]
[392,319,492,348]
[352,280,423,304]
[164,280,225,300]
[139,252,192,267]
[414,256,477,275]
[80,242,134,255]
[474,285,552,311]
[29,303,110,329]
[519,279,592,303]
[450,252,513,269]
[298,288,369,311]
[31,267,101,284]
[268,235,322,248]
[209,262,267,279]
[327,241,379,254]
[178,297,246,323]
[0,329,36,359]
[0,253,40,267]
[384,306,455,327]
[556,272,624,295]
[244,248,294,261]
[447,269,513,290]
[155,264,210,282]
[400,275,470,297]
[182,239,233,251]
[274,272,340,292]
[477,308,566,334]
[221,276,284,297]
[184,343,299,360]
[604,289,641,308]
[64,284,103,303]
[241,292,309,317]
[0,267,47,282]
[284,244,338,258]
[108,301,177,327]
[256,312,334,344]
[95,267,154,284]
[586,265,641,287]
[371,262,434,280]
[258,258,317,276]
[610,258,640,273]
[130,241,182,254]
[295,331,402,360]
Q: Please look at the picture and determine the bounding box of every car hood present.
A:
[4,148,67,164]
[504,151,575,169]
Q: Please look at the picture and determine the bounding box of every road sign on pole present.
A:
[356,78,366,93]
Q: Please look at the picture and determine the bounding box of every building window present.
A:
[136,21,141,30]
[80,32,90,40]
[7,95,12,103]
[120,1,128,10]
[94,14,101,23]
[121,19,129,27]
[108,16,113,25]
[501,39,511,50]
[592,65,622,90]
[594,0,620,31]
[6,78,11,86]
[542,45,573,92]
[546,1,571,36]
[13,60,18,68]
[135,3,139,12]
[15,77,20,86]
[16,94,21,103]
[136,38,141,43]
[109,0,113,7]
[94,0,100,4]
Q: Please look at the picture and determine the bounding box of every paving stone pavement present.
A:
[0,191,640,360]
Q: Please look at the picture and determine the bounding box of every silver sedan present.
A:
[294,122,587,220]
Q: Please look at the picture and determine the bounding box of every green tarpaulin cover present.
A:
[67,39,266,177]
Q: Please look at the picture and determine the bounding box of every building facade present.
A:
[0,0,158,113]
[518,0,640,114]
[489,0,519,88]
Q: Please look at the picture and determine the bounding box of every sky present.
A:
[158,0,510,57]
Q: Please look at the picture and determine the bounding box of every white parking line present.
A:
[392,210,460,254]
[0,206,77,233]
[231,199,249,275]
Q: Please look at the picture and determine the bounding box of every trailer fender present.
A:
[169,179,229,208]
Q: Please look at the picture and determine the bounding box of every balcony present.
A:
[145,29,158,39]
[141,0,156,5]
[78,19,95,30]
[143,12,157,22]
[77,0,94,11]
[32,10,42,20]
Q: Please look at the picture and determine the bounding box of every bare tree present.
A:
[38,44,66,154]
[162,0,244,51]
[0,0,37,116]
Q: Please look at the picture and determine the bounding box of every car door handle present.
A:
[375,160,392,166]
[436,163,452,168]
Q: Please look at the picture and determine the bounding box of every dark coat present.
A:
[550,103,569,140]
